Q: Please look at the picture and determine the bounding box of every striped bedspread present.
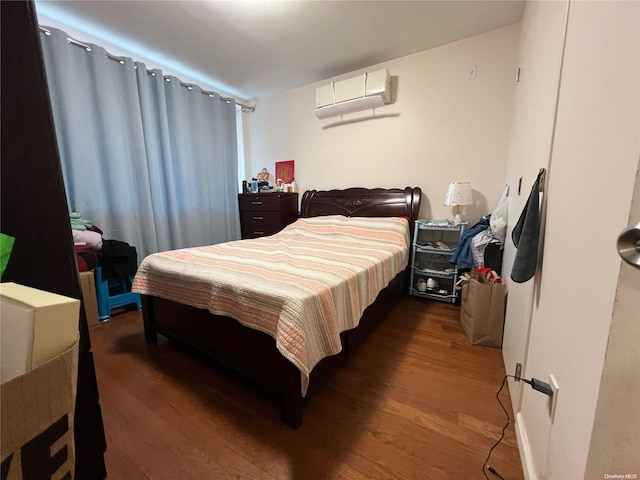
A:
[132,215,410,395]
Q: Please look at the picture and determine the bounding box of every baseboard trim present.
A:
[515,412,537,480]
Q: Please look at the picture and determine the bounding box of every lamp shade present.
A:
[444,182,473,206]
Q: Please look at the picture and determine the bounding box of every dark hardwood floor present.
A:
[89,296,523,479]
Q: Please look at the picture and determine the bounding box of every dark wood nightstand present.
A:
[238,192,299,239]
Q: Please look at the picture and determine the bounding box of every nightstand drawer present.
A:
[240,211,283,225]
[241,224,282,239]
[238,194,283,211]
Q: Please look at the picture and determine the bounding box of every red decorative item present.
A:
[476,267,503,284]
[275,160,295,183]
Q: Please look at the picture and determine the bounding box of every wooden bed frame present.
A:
[141,187,422,428]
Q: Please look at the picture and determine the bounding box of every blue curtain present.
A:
[39,27,240,261]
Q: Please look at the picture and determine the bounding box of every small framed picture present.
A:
[275,160,295,183]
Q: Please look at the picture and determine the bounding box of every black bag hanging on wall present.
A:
[511,169,545,283]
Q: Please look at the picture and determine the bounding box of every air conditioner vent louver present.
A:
[314,69,391,119]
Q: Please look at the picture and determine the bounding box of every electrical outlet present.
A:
[548,374,559,422]
[515,362,522,381]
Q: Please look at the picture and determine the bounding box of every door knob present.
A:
[617,222,640,269]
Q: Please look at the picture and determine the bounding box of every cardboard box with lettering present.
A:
[459,272,507,347]
[0,283,80,480]
[78,270,99,326]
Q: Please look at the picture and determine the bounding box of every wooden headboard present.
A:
[300,187,422,226]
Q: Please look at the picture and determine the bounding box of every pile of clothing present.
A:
[70,212,137,278]
[450,187,508,272]
[452,171,545,283]
[71,212,102,272]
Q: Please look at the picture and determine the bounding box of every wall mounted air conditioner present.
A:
[314,69,391,119]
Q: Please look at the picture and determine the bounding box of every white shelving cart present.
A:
[409,219,467,304]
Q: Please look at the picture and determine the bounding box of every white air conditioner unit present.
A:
[314,69,391,119]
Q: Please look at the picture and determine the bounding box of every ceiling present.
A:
[35,0,525,102]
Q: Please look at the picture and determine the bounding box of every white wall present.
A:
[247,25,520,223]
[503,1,640,478]
[501,0,569,428]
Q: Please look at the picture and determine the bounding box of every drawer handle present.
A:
[253,216,264,220]
[251,201,263,205]
[254,231,265,235]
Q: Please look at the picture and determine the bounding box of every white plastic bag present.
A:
[490,186,509,246]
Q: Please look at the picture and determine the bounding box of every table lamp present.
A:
[444,181,473,225]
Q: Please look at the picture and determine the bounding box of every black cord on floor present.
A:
[487,465,506,480]
[482,374,517,480]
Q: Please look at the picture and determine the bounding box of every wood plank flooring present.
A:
[89,296,523,479]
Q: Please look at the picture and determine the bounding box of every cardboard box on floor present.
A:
[460,273,506,347]
[79,270,99,326]
[0,283,80,480]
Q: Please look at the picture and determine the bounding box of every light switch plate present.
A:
[467,64,478,80]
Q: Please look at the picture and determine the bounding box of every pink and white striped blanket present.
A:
[132,215,409,395]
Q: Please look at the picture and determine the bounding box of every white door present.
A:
[584,160,640,477]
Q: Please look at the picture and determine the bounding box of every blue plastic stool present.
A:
[94,266,142,320]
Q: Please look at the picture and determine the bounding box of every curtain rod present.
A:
[38,26,255,113]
